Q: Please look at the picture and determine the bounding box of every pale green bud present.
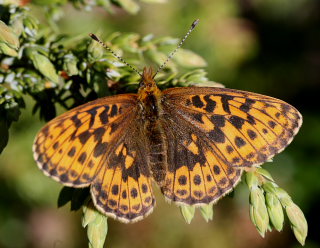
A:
[285,202,308,246]
[245,171,259,189]
[180,205,195,224]
[262,181,278,195]
[200,204,214,222]
[265,192,284,231]
[274,187,292,207]
[249,187,269,237]
[256,168,274,182]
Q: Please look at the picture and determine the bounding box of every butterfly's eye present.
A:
[139,80,144,88]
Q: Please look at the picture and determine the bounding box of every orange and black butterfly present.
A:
[33,20,302,223]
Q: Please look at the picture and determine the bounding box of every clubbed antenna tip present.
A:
[89,33,99,42]
[89,33,142,77]
[153,19,200,78]
[192,19,200,29]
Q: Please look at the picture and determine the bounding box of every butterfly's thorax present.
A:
[137,67,168,184]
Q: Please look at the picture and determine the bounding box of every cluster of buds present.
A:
[246,168,308,245]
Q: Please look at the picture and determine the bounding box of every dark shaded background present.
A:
[0,0,319,247]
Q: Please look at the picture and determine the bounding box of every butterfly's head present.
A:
[138,67,161,98]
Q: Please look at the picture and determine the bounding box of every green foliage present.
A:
[0,1,310,248]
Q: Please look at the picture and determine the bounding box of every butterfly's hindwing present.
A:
[91,130,155,223]
[159,113,243,205]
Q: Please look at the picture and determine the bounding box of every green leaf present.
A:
[173,49,207,68]
[0,20,19,49]
[115,0,140,14]
[26,49,60,84]
[0,42,18,57]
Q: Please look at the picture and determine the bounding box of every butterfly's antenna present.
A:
[153,19,200,78]
[89,33,142,77]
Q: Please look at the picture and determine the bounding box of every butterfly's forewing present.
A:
[159,87,302,205]
[33,94,155,223]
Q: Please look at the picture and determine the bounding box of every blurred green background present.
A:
[0,0,320,247]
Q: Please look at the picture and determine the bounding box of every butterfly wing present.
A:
[33,94,155,223]
[159,87,302,205]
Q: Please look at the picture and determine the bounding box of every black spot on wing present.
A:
[78,131,91,144]
[229,116,245,129]
[208,127,225,143]
[191,95,204,108]
[78,152,87,164]
[235,136,246,148]
[93,127,106,141]
[210,115,226,127]
[240,99,256,113]
[93,142,108,157]
[88,107,97,127]
[99,106,109,124]
[71,115,81,128]
[68,147,76,157]
[220,95,234,114]
[110,105,118,117]
[203,95,216,112]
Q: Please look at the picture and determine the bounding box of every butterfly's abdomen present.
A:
[145,121,167,185]
[138,91,167,185]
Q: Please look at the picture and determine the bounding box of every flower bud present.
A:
[249,187,269,237]
[285,202,308,246]
[83,202,108,248]
[245,171,259,189]
[256,168,274,182]
[200,204,214,222]
[180,205,195,224]
[266,192,284,231]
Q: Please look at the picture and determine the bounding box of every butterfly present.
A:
[33,21,302,223]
